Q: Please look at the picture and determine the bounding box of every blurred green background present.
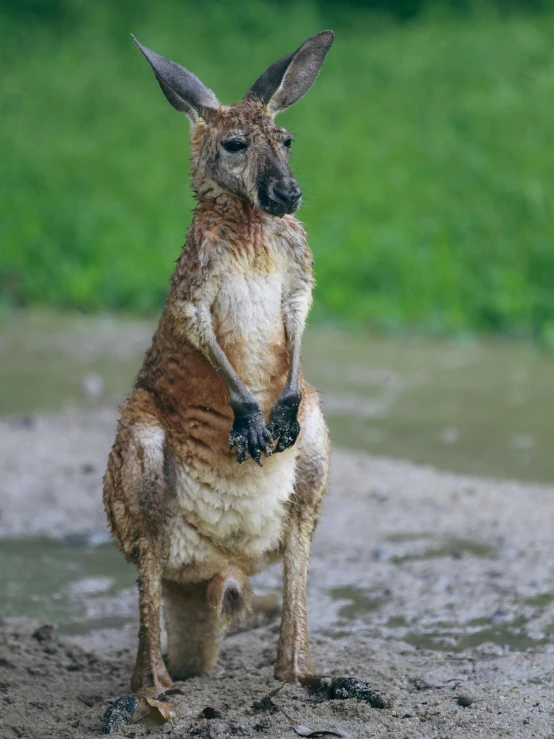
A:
[2,0,554,343]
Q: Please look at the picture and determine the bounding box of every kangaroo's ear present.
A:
[132,36,219,123]
[245,31,334,115]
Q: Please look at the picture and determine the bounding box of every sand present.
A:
[1,408,554,738]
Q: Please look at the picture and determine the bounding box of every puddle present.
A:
[525,594,554,608]
[391,537,497,565]
[324,582,554,654]
[386,532,432,543]
[302,330,554,485]
[1,311,554,484]
[404,616,545,653]
[387,616,409,628]
[328,586,385,620]
[0,311,153,417]
[61,615,136,636]
[0,536,136,633]
[1,312,554,633]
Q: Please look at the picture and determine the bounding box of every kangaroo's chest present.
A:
[214,270,283,336]
[212,255,288,396]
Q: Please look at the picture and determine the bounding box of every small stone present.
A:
[201,706,222,719]
[32,625,55,643]
[456,694,475,708]
[102,695,138,734]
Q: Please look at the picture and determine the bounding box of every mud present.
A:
[2,408,554,737]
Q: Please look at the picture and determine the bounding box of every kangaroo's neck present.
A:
[194,188,258,222]
[192,187,299,240]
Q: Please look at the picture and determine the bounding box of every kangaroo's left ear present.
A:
[245,31,334,116]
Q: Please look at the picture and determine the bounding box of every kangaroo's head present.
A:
[133,31,333,217]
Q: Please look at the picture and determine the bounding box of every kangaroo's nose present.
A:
[273,181,302,211]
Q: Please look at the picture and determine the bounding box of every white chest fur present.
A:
[212,269,286,393]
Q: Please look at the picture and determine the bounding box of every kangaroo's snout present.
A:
[273,179,302,214]
[259,176,302,217]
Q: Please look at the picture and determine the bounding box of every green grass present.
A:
[2,1,554,343]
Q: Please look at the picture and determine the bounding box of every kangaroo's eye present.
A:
[222,140,248,153]
[283,138,293,149]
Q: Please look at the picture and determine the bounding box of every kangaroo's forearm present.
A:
[203,330,257,410]
[284,328,302,396]
[171,299,255,409]
[282,289,311,398]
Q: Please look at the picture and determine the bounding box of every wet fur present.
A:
[103,37,332,698]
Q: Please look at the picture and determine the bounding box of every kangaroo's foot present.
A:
[274,641,313,684]
[131,650,173,696]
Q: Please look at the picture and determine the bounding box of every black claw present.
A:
[237,444,250,463]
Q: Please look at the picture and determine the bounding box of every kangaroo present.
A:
[102,30,337,729]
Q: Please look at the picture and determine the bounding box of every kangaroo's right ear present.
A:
[246,31,334,115]
[132,36,219,123]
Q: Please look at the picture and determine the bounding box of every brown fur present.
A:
[103,33,333,700]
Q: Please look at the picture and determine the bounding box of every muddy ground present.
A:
[2,408,554,738]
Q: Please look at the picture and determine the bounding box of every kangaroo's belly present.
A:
[163,448,296,582]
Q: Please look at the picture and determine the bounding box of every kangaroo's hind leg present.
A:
[102,390,171,732]
[275,385,330,682]
[275,387,380,703]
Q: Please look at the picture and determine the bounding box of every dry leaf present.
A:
[143,697,176,724]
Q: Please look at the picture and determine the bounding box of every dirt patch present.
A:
[2,408,554,737]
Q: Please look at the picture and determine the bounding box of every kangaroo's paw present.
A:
[267,391,301,453]
[299,675,391,709]
[229,404,273,465]
[102,695,139,734]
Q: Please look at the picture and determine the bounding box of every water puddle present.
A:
[326,583,553,654]
[328,586,385,620]
[0,536,136,633]
[1,311,553,483]
[302,330,554,485]
[0,311,153,417]
[525,593,554,608]
[390,537,496,565]
[1,312,554,633]
[404,617,546,653]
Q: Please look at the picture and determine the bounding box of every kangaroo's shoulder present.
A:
[275,216,314,281]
